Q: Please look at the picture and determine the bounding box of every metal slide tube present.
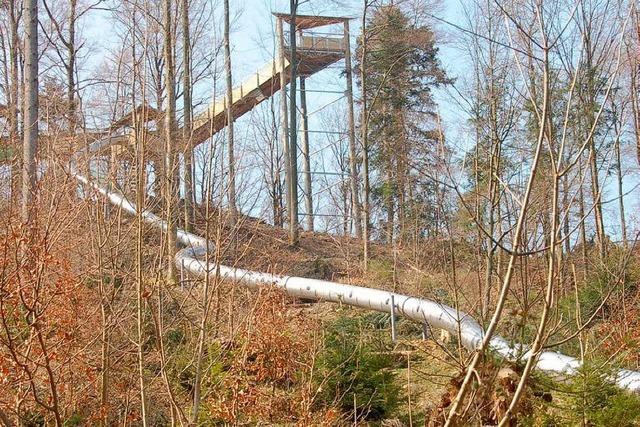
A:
[70,137,640,393]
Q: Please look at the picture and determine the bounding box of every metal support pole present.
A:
[276,17,291,232]
[390,294,397,342]
[287,4,299,245]
[180,259,185,289]
[422,323,430,340]
[299,76,313,231]
[344,19,362,239]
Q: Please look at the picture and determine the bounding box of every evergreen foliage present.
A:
[315,314,403,421]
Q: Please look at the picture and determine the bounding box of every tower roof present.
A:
[272,13,351,30]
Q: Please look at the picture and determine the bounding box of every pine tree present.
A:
[356,5,450,243]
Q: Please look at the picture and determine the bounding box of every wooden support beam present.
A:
[300,76,313,231]
[344,19,362,239]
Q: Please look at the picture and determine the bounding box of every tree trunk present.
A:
[224,0,237,226]
[22,0,38,227]
[130,11,148,426]
[153,74,165,203]
[632,64,640,166]
[562,174,571,255]
[585,33,606,259]
[385,167,394,244]
[484,28,502,320]
[163,0,178,283]
[633,10,640,166]
[269,92,284,227]
[578,157,588,277]
[588,142,605,257]
[8,0,20,198]
[360,1,371,268]
[67,0,77,131]
[182,0,194,231]
[614,128,627,247]
[288,0,299,245]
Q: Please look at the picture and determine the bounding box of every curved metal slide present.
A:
[70,137,640,393]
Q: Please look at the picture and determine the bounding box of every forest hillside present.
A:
[1,0,640,425]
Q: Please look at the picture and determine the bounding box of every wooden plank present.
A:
[187,41,343,148]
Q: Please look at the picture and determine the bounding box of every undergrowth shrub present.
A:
[314,313,402,422]
[365,259,395,287]
[0,229,98,425]
[560,248,639,326]
[539,362,640,426]
[556,249,640,361]
[601,286,640,366]
[203,289,325,424]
